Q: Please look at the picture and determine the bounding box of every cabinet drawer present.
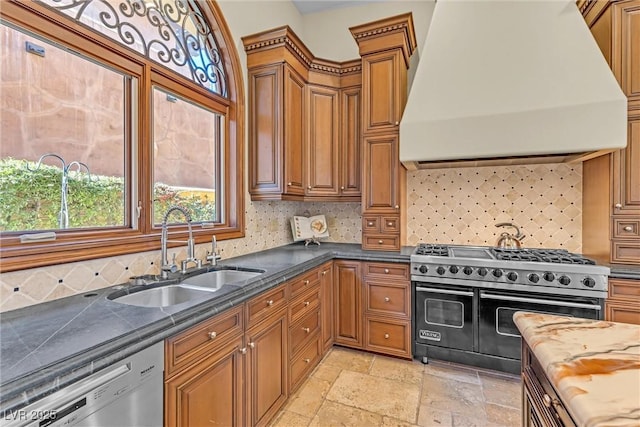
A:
[609,278,640,301]
[613,219,640,238]
[363,262,409,280]
[605,300,640,324]
[365,317,411,358]
[166,305,244,378]
[246,283,288,328]
[365,281,410,317]
[611,240,640,265]
[290,269,321,297]
[289,334,322,393]
[289,285,321,324]
[381,216,399,233]
[289,309,321,357]
[362,234,400,251]
[363,216,380,232]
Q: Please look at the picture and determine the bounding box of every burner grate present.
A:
[491,248,595,265]
[415,244,449,256]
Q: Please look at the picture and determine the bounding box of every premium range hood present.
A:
[400,0,627,169]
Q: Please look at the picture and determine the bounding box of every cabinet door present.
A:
[320,262,334,351]
[340,86,361,197]
[612,117,640,215]
[333,260,362,348]
[165,336,244,427]
[612,0,640,101]
[246,309,288,427]
[248,65,284,197]
[363,133,399,213]
[306,85,339,197]
[362,50,404,132]
[283,66,305,196]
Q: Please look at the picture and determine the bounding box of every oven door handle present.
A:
[416,287,474,297]
[479,292,601,310]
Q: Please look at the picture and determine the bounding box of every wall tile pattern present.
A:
[407,164,582,251]
[1,163,582,312]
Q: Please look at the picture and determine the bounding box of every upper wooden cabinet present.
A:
[581,0,640,265]
[361,50,406,133]
[243,27,361,202]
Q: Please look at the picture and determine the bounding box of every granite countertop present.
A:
[514,312,640,427]
[0,243,411,414]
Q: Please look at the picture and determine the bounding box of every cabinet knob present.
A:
[623,226,633,232]
[304,358,311,363]
[615,203,622,208]
[387,222,394,226]
[266,299,274,306]
[384,268,389,274]
[384,333,390,339]
[304,280,309,285]
[341,186,345,190]
[384,297,390,302]
[208,331,217,340]
[395,205,399,209]
[240,347,247,354]
[394,121,399,125]
[307,186,312,190]
[322,271,327,276]
[248,342,255,348]
[287,182,292,186]
[304,301,310,306]
[302,327,310,333]
[368,222,374,226]
[378,240,384,244]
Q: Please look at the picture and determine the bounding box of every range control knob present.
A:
[477,267,488,277]
[419,265,429,274]
[528,273,540,283]
[506,272,518,282]
[463,266,474,275]
[436,266,446,275]
[449,265,459,274]
[492,269,503,278]
[558,275,571,286]
[582,277,596,288]
[543,272,555,282]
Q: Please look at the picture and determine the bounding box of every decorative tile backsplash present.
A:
[0,163,582,312]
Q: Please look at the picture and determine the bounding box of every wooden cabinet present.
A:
[243,27,361,202]
[605,278,640,324]
[333,260,363,348]
[319,261,334,351]
[351,14,416,251]
[581,0,640,265]
[522,341,577,427]
[362,262,411,358]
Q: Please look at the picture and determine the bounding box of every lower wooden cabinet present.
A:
[320,262,334,351]
[605,278,640,324]
[333,260,363,348]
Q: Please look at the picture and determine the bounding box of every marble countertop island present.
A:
[514,312,640,427]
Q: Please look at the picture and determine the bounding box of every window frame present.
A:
[0,0,245,273]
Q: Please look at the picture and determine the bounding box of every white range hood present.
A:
[400,0,627,169]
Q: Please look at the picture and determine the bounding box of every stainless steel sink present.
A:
[111,285,212,308]
[180,269,263,290]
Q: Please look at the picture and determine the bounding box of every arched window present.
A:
[0,0,245,272]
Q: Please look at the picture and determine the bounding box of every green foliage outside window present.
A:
[0,158,216,231]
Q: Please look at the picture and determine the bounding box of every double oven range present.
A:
[411,244,609,374]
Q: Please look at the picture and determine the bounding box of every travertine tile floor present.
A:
[270,347,522,427]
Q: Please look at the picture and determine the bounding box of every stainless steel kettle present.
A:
[495,223,525,249]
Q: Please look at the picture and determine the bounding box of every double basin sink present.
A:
[108,268,264,308]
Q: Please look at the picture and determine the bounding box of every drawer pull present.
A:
[384,268,389,274]
[387,222,393,226]
[248,342,255,348]
[384,333,390,339]
[322,271,327,276]
[304,280,309,285]
[615,203,622,208]
[208,331,217,340]
[302,327,310,333]
[266,299,274,306]
[395,205,399,209]
[623,226,633,232]
[304,301,310,306]
[378,240,384,244]
[341,186,345,190]
[384,297,390,302]
[304,358,311,363]
[287,182,292,186]
[307,186,312,190]
[240,347,247,354]
[368,222,374,226]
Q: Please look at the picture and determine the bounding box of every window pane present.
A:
[152,86,222,225]
[37,0,228,96]
[0,23,129,232]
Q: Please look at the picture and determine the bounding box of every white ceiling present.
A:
[292,0,379,15]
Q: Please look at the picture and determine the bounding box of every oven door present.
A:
[415,284,474,351]
[478,290,603,360]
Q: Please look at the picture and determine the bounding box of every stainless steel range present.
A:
[410,244,609,373]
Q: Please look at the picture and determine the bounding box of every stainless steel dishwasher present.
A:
[1,342,164,427]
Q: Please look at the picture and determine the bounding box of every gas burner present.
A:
[415,244,449,256]
[490,248,596,265]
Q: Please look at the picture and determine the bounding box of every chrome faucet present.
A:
[160,206,201,278]
[206,236,222,266]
